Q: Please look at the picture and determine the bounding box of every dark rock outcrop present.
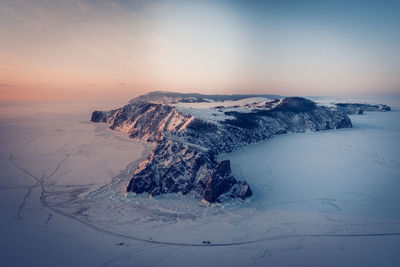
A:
[91,110,117,123]
[203,160,252,203]
[335,103,391,114]
[127,139,217,197]
[92,92,356,202]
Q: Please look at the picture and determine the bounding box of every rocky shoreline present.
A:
[91,92,389,203]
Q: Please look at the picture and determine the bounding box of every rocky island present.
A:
[91,92,389,203]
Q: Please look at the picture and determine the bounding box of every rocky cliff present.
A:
[335,103,391,115]
[92,92,354,203]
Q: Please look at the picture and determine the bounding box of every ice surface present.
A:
[0,97,400,266]
[220,111,400,219]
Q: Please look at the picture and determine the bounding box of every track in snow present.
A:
[8,152,400,248]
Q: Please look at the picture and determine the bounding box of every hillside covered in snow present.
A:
[91,92,386,202]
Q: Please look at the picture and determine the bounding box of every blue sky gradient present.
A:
[0,0,399,100]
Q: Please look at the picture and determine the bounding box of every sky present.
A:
[0,0,399,101]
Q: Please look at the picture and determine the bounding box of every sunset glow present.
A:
[1,0,399,101]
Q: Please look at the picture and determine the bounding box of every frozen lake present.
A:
[222,110,400,219]
[0,99,399,266]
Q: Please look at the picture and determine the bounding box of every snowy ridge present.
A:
[130,91,282,105]
[92,102,194,142]
[92,92,354,202]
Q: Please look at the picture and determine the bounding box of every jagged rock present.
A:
[91,92,358,202]
[91,110,117,123]
[127,139,216,197]
[203,160,252,203]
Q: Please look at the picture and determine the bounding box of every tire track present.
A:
[9,152,400,248]
[9,153,41,182]
[49,154,69,178]
[16,179,41,219]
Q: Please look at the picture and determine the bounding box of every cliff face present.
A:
[91,93,354,203]
[127,139,217,197]
[92,101,193,142]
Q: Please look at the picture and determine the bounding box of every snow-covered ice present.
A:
[0,98,399,266]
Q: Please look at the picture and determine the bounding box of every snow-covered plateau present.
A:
[0,94,399,266]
